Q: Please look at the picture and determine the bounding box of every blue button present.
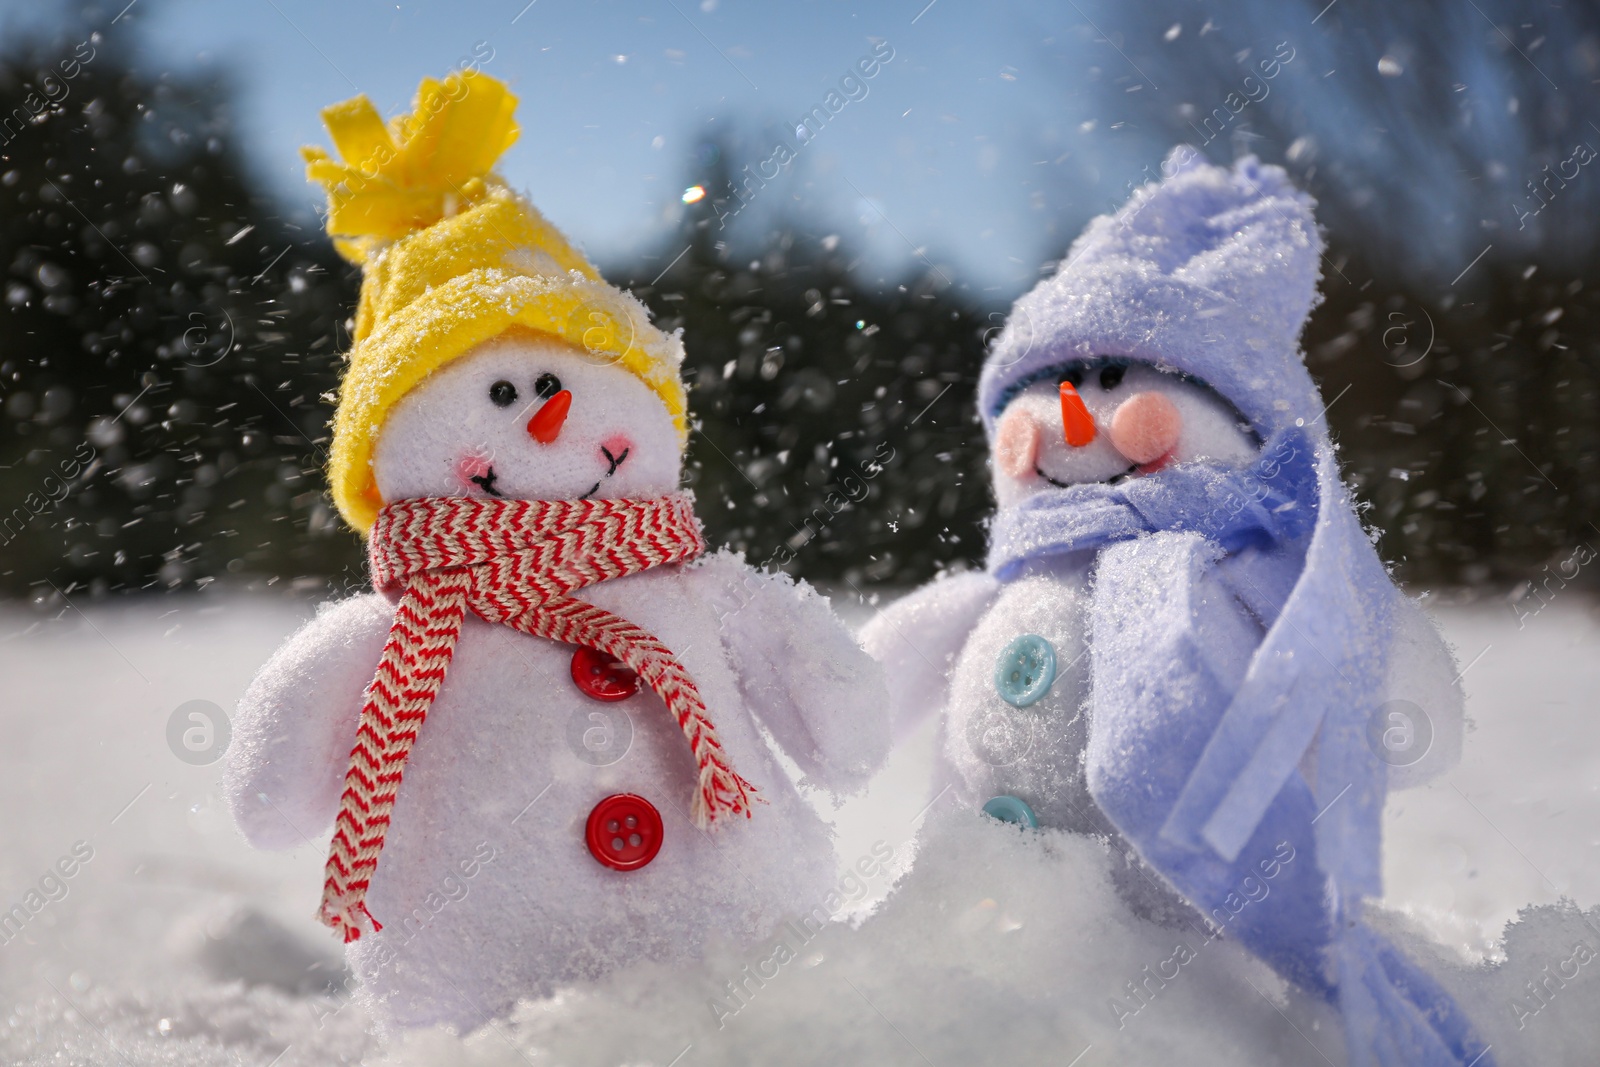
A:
[982,795,1038,829]
[994,634,1056,707]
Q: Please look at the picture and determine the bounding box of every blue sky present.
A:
[3,0,1182,296]
[11,1,1588,293]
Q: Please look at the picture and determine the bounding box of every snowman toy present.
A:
[864,151,1493,1066]
[225,72,889,1031]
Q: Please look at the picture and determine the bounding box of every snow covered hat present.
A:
[980,149,1325,439]
[306,70,687,534]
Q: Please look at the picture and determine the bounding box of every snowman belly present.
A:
[943,566,1116,836]
[941,563,1218,931]
[345,569,833,1027]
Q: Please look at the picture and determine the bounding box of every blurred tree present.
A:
[608,139,996,589]
[1059,0,1600,590]
[3,0,1596,607]
[1300,253,1600,591]
[0,13,363,601]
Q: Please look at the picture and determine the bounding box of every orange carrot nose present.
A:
[527,389,572,444]
[1059,381,1097,447]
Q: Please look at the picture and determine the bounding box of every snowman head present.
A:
[981,150,1331,512]
[306,71,692,533]
[989,358,1258,509]
[373,331,681,504]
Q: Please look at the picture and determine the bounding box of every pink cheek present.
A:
[993,408,1040,479]
[600,433,633,460]
[1108,392,1182,466]
[455,450,492,489]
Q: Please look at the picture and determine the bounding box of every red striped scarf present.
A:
[319,493,754,942]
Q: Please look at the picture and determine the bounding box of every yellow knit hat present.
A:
[305,70,687,534]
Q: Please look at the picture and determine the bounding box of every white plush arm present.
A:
[1379,594,1465,790]
[859,570,1001,741]
[686,550,891,795]
[224,593,395,850]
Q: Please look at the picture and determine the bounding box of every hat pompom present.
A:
[303,71,520,260]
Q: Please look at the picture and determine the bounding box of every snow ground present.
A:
[1,589,1598,1065]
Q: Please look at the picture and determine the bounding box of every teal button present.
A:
[994,634,1056,707]
[982,795,1038,829]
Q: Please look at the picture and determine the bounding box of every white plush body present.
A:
[886,562,1102,830]
[227,335,890,1030]
[230,552,885,1030]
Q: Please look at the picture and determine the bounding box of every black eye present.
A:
[489,380,517,407]
[1099,364,1126,390]
[534,373,562,399]
[1059,367,1084,389]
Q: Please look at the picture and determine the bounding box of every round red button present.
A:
[585,793,663,871]
[571,646,640,702]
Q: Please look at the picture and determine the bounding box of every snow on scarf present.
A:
[985,433,1493,1067]
[986,428,1317,583]
[319,494,754,943]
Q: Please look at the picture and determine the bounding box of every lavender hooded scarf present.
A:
[981,151,1491,1067]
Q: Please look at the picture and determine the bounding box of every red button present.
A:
[585,794,663,871]
[571,646,640,702]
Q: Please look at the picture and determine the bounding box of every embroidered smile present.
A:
[580,445,630,500]
[1035,462,1140,489]
[469,466,503,497]
[469,445,631,501]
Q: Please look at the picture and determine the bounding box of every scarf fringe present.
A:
[691,762,758,828]
[319,896,383,944]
